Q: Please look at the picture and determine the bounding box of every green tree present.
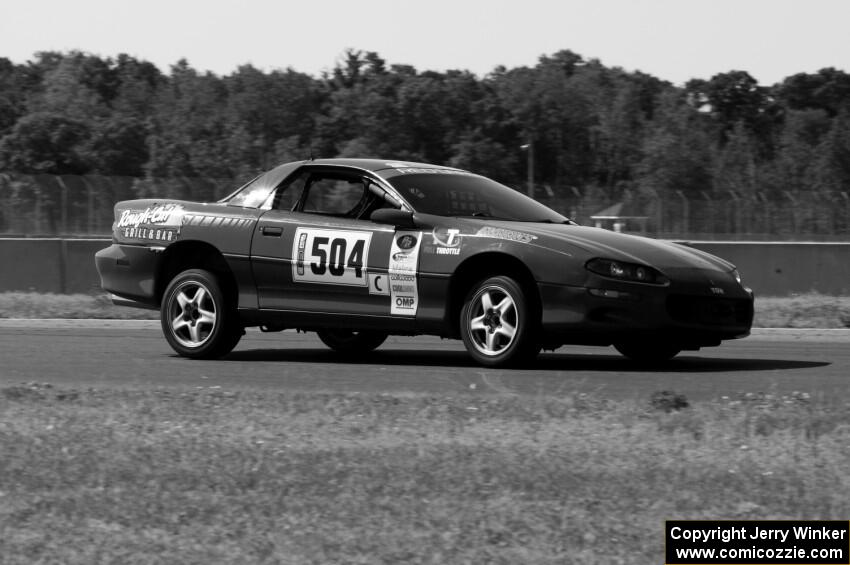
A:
[776,68,850,117]
[0,112,91,174]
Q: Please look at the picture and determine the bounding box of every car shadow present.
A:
[220,348,830,373]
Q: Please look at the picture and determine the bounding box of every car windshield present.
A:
[386,172,570,222]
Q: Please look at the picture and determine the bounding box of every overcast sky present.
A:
[2,0,848,86]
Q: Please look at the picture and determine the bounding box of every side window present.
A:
[301,175,367,217]
[270,172,309,211]
[227,175,273,208]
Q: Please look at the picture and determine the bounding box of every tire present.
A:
[316,329,388,355]
[460,275,540,367]
[614,342,681,364]
[160,269,242,359]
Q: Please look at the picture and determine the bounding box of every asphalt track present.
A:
[0,320,847,402]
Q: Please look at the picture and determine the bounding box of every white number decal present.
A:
[293,228,372,286]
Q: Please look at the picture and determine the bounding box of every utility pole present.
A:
[521,141,534,198]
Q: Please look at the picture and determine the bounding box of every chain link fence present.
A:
[0,173,237,237]
[2,172,849,240]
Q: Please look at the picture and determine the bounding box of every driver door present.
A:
[250,167,402,316]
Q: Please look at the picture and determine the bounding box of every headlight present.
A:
[732,269,742,285]
[586,258,669,285]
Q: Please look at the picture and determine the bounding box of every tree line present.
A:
[1,48,849,210]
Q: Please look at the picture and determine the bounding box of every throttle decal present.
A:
[292,228,372,286]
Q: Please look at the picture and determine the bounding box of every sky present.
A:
[2,0,849,86]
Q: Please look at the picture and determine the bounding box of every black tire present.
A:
[316,329,388,355]
[614,342,681,364]
[459,275,540,367]
[160,269,242,359]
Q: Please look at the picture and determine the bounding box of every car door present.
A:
[251,167,413,317]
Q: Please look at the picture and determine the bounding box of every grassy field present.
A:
[2,291,850,327]
[1,385,848,564]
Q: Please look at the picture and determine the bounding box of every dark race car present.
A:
[96,158,754,367]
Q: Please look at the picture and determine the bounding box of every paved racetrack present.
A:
[1,320,847,402]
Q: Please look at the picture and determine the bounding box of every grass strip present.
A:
[1,385,847,564]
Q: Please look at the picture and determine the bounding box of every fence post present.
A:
[783,191,798,234]
[0,173,8,233]
[843,193,850,235]
[56,176,69,235]
[700,191,713,236]
[728,191,739,235]
[643,188,661,235]
[676,190,689,236]
[33,181,42,235]
[86,178,95,234]
[757,192,769,236]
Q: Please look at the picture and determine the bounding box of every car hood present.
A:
[472,220,735,272]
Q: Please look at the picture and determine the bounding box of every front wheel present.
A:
[317,329,388,355]
[460,275,540,367]
[161,269,242,359]
[614,342,681,364]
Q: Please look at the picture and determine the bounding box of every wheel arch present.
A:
[155,241,238,306]
[445,252,541,338]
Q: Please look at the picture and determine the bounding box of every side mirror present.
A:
[370,208,416,229]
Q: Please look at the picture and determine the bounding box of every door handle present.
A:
[261,226,282,237]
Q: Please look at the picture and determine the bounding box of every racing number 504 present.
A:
[310,236,365,278]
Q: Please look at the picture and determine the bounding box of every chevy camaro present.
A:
[95,158,754,367]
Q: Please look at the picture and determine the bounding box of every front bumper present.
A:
[538,279,754,348]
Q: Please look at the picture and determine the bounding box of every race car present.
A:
[95,158,754,367]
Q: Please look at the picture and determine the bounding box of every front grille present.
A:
[666,295,753,326]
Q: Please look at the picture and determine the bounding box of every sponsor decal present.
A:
[476,226,537,244]
[396,234,418,250]
[422,227,463,256]
[389,230,422,316]
[394,167,475,176]
[296,232,308,276]
[292,228,372,287]
[117,204,184,230]
[432,227,461,248]
[121,227,178,242]
[117,203,184,242]
[368,273,390,296]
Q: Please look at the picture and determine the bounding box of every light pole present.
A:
[520,141,534,198]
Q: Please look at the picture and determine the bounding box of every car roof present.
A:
[291,158,462,173]
[243,158,470,202]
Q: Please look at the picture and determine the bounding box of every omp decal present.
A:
[368,273,390,296]
[389,230,422,316]
[476,226,537,244]
[292,228,372,287]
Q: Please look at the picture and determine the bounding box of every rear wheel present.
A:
[161,269,242,359]
[317,329,388,355]
[614,342,681,364]
[460,275,540,367]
